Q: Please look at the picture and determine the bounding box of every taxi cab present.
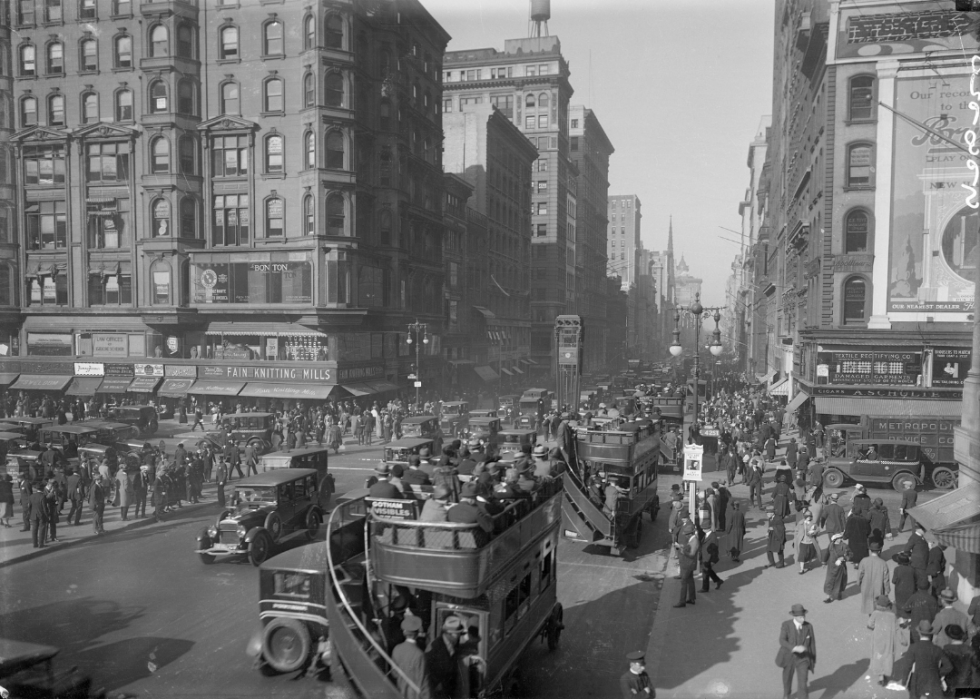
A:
[498,429,537,457]
[823,438,923,491]
[466,416,501,455]
[258,447,335,511]
[439,401,469,437]
[383,438,435,467]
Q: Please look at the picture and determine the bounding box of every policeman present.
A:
[620,650,654,699]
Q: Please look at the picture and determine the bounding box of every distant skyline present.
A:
[425,0,775,306]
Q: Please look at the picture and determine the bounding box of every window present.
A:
[325,130,343,169]
[178,135,195,174]
[525,115,535,130]
[18,0,36,24]
[304,131,315,169]
[114,34,131,68]
[152,266,171,305]
[326,193,344,235]
[150,136,169,173]
[115,88,132,121]
[21,97,38,127]
[264,78,283,112]
[89,274,131,305]
[535,223,547,236]
[303,194,314,235]
[304,73,315,107]
[46,42,63,74]
[0,264,12,305]
[220,81,239,114]
[80,38,97,71]
[86,142,129,182]
[149,80,168,113]
[151,198,170,236]
[177,79,195,115]
[442,98,452,113]
[45,0,61,22]
[842,277,867,325]
[24,145,65,185]
[534,202,547,215]
[264,20,283,56]
[28,275,67,305]
[265,134,283,173]
[87,200,127,248]
[81,91,98,123]
[570,136,579,151]
[358,266,382,307]
[220,26,238,60]
[20,44,36,76]
[847,144,873,187]
[536,181,547,193]
[26,200,67,249]
[538,114,548,128]
[179,196,197,237]
[47,94,64,125]
[844,209,870,253]
[490,94,513,117]
[176,24,193,58]
[525,93,535,108]
[212,135,247,176]
[849,76,875,121]
[112,0,130,15]
[324,13,343,49]
[213,194,249,246]
[570,118,579,128]
[265,197,284,237]
[303,15,315,50]
[539,92,549,108]
[150,24,168,57]
[379,208,391,244]
[325,72,343,107]
[525,65,536,77]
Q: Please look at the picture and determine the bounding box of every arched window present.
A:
[20,44,36,76]
[264,78,283,112]
[303,73,315,108]
[114,34,132,68]
[150,136,170,173]
[115,88,133,121]
[48,94,64,125]
[303,194,314,235]
[179,196,197,238]
[265,197,284,237]
[303,15,315,50]
[325,130,344,169]
[265,134,283,173]
[176,23,193,58]
[46,42,64,74]
[846,143,874,187]
[324,72,344,107]
[149,24,168,57]
[151,260,171,305]
[304,131,315,169]
[177,78,195,115]
[151,198,170,237]
[844,209,871,253]
[849,76,875,121]
[220,26,238,59]
[842,277,868,325]
[525,93,535,108]
[539,92,549,108]
[178,135,195,174]
[220,81,239,115]
[324,13,343,49]
[81,92,98,123]
[80,39,97,71]
[149,80,168,113]
[264,20,283,56]
[326,193,345,235]
[21,97,38,127]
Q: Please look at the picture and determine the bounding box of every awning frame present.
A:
[786,391,809,412]
[907,486,980,554]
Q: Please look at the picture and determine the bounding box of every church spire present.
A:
[667,216,674,257]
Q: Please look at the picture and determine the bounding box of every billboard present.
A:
[888,73,975,315]
[191,261,312,305]
[836,9,978,59]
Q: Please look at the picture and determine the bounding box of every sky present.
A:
[423,0,776,306]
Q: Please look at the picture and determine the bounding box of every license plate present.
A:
[213,543,238,551]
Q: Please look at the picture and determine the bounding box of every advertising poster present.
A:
[191,261,312,305]
[889,73,976,314]
[932,348,971,386]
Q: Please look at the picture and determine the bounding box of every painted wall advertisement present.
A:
[931,347,971,387]
[889,73,976,314]
[816,350,922,386]
[190,259,312,305]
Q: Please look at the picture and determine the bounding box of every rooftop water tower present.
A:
[529,0,550,37]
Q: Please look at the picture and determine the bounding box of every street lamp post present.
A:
[406,319,428,412]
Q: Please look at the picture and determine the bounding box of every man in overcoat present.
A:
[725,500,746,562]
[776,603,816,699]
[765,509,787,569]
[893,620,952,698]
[27,482,48,547]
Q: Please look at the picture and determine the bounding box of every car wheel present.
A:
[262,618,311,673]
[892,472,917,492]
[823,469,844,488]
[931,467,957,490]
[264,513,283,542]
[305,509,322,541]
[248,531,272,567]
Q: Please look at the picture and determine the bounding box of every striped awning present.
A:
[0,373,19,386]
[188,379,245,396]
[205,323,326,338]
[158,378,194,397]
[499,367,513,376]
[769,377,790,396]
[128,377,162,393]
[814,397,961,418]
[11,374,73,392]
[786,391,809,413]
[908,485,980,554]
[65,377,103,397]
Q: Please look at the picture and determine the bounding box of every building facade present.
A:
[0,0,17,356]
[608,194,641,290]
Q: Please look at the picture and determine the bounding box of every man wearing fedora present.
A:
[368,463,405,500]
[776,603,816,699]
[620,650,654,699]
[941,624,978,693]
[426,615,464,699]
[391,614,429,699]
[893,620,952,698]
[931,588,968,648]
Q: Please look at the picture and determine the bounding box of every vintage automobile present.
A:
[398,415,440,440]
[0,637,105,699]
[196,468,325,566]
[0,417,55,441]
[258,447,335,510]
[84,420,140,446]
[439,401,470,437]
[466,416,501,455]
[822,438,924,491]
[498,429,537,457]
[38,425,102,452]
[109,405,159,437]
[382,437,436,466]
[469,408,498,419]
[194,412,276,454]
[1,432,33,478]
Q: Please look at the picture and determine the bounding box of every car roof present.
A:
[260,541,328,573]
[0,417,52,425]
[442,401,467,407]
[87,421,135,430]
[386,437,433,448]
[259,447,330,460]
[41,425,100,434]
[0,432,24,440]
[468,417,498,423]
[401,415,436,423]
[232,468,318,486]
[0,638,60,675]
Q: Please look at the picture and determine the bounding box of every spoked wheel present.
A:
[546,604,564,651]
[249,531,272,567]
[823,469,844,488]
[931,467,957,490]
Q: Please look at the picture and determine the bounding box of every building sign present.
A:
[932,347,971,386]
[190,261,313,305]
[368,499,418,521]
[199,364,334,383]
[26,333,73,357]
[818,351,922,385]
[105,363,135,378]
[834,254,874,273]
[93,333,129,357]
[164,364,197,378]
[74,362,104,376]
[838,9,978,58]
[888,73,975,315]
[133,363,164,377]
[810,385,960,399]
[682,444,703,482]
[337,365,384,382]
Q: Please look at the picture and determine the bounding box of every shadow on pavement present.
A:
[808,658,869,699]
[75,636,196,693]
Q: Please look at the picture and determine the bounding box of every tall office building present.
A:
[607,195,641,290]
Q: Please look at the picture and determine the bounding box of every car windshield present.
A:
[235,486,277,506]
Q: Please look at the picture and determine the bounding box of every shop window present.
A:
[842,277,867,325]
[114,34,131,68]
[303,73,315,107]
[152,264,171,305]
[324,13,343,49]
[220,26,238,60]
[326,193,344,236]
[304,131,315,169]
[20,44,36,76]
[24,144,66,186]
[846,144,873,187]
[264,20,283,56]
[179,196,197,237]
[303,194,314,235]
[149,79,168,113]
[220,81,239,115]
[325,130,344,169]
[849,76,875,121]
[213,194,249,246]
[47,94,64,125]
[264,78,283,113]
[176,23,193,58]
[89,273,131,305]
[177,79,195,115]
[150,136,170,173]
[21,97,38,127]
[844,210,870,253]
[264,197,284,237]
[115,88,133,121]
[26,200,67,249]
[46,42,63,74]
[151,198,170,237]
[212,134,248,176]
[80,38,97,71]
[178,136,195,175]
[150,24,168,57]
[86,142,129,183]
[303,15,315,50]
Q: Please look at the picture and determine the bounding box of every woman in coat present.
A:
[771,473,794,518]
[845,510,872,568]
[794,510,819,573]
[868,498,892,547]
[765,511,787,568]
[868,596,900,686]
[764,435,776,462]
[115,467,133,521]
[823,531,850,603]
[725,500,746,562]
[327,423,344,454]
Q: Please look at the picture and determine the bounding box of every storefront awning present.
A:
[97,376,134,394]
[472,306,496,319]
[448,360,475,366]
[474,366,499,382]
[907,485,980,554]
[499,367,513,376]
[364,380,399,394]
[205,322,327,338]
[814,397,961,418]
[0,373,19,386]
[128,377,162,393]
[511,365,524,375]
[522,358,538,365]
[64,377,103,397]
[238,383,337,401]
[158,378,194,398]
[769,377,790,396]
[786,390,809,413]
[755,371,777,385]
[188,379,246,396]
[342,383,376,397]
[11,374,73,392]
